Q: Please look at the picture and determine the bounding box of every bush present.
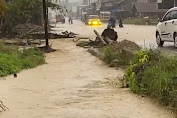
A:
[0,44,45,77]
[125,50,177,108]
[21,48,45,69]
[101,46,119,64]
[101,45,177,108]
[101,46,134,67]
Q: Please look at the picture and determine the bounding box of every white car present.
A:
[156,7,177,47]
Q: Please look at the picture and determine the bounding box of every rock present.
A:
[14,74,17,78]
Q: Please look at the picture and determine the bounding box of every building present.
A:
[132,0,168,18]
[158,0,177,9]
[100,0,136,19]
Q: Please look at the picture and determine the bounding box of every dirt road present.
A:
[53,20,177,51]
[0,39,175,118]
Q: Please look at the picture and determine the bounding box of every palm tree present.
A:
[0,0,8,17]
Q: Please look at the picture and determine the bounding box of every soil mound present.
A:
[110,40,140,53]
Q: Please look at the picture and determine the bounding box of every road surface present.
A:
[0,20,176,118]
[52,20,177,52]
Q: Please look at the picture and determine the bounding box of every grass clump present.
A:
[101,46,134,67]
[21,48,45,69]
[0,43,45,77]
[101,46,119,64]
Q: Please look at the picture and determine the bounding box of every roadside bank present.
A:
[76,39,177,114]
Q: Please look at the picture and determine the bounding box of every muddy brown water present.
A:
[0,39,175,118]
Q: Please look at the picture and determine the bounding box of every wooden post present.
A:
[42,0,49,47]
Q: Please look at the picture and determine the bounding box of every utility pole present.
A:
[174,0,176,7]
[42,0,49,48]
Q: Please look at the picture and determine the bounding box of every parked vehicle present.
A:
[56,15,65,23]
[85,15,101,25]
[156,7,177,47]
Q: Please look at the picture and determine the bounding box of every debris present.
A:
[104,36,114,44]
[30,31,77,39]
[61,31,77,38]
[0,100,9,111]
[73,36,91,42]
[12,23,44,38]
[4,39,28,46]
[88,48,103,59]
[102,28,118,41]
[3,39,42,46]
[94,30,107,45]
[27,39,41,45]
[14,74,17,78]
[76,41,103,48]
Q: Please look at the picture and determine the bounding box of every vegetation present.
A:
[101,45,177,108]
[2,0,62,36]
[123,18,158,25]
[125,50,177,108]
[101,46,119,64]
[101,46,133,67]
[0,0,8,17]
[0,42,45,76]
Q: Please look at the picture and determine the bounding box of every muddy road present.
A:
[0,39,175,118]
[53,20,177,52]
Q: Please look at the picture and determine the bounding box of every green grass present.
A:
[0,43,45,77]
[101,46,132,67]
[125,50,177,108]
[137,56,177,106]
[101,45,177,109]
[101,46,119,64]
[123,18,158,25]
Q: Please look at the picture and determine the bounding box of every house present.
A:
[132,2,168,18]
[101,0,136,19]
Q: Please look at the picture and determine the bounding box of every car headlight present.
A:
[88,21,91,24]
[93,21,98,25]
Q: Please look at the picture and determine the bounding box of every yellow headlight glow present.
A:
[93,21,98,25]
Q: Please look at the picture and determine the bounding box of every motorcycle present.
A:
[107,21,115,28]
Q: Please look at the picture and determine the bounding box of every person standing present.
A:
[107,17,116,28]
[69,16,73,24]
[68,16,71,24]
[119,19,123,28]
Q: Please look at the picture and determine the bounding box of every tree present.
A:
[0,0,8,17]
[1,0,62,36]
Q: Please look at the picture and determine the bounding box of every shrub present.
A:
[125,50,177,108]
[0,44,45,77]
[21,48,45,69]
[101,46,119,64]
